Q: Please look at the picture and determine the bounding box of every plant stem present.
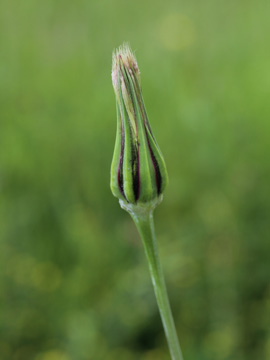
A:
[130,210,184,360]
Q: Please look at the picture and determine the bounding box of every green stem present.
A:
[130,210,184,360]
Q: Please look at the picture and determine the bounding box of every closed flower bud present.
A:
[110,44,168,210]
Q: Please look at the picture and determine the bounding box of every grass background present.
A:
[1,0,270,359]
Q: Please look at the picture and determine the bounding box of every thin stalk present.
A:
[130,210,184,360]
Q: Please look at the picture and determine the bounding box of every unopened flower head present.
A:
[110,44,168,209]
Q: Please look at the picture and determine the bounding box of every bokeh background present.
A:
[1,0,270,359]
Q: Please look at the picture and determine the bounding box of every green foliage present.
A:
[0,0,270,359]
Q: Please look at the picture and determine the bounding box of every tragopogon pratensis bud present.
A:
[110,44,168,211]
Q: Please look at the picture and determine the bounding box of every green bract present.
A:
[110,45,168,207]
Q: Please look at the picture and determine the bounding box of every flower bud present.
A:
[110,44,168,209]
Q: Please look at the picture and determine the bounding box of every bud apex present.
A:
[110,44,168,210]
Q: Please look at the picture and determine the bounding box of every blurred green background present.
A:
[1,0,270,359]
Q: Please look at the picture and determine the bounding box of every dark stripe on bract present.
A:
[131,140,139,202]
[145,126,162,195]
[122,66,140,202]
[117,110,126,200]
[132,72,162,196]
